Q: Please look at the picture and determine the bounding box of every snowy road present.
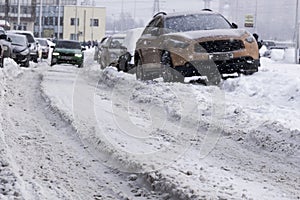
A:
[0,49,299,199]
[0,62,165,199]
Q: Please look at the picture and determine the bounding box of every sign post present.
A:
[244,15,254,28]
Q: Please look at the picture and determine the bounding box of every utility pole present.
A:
[17,0,21,29]
[153,0,160,15]
[295,0,299,64]
[39,0,42,37]
[203,0,212,9]
[57,0,61,39]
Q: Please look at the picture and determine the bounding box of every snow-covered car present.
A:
[98,33,126,69]
[50,39,86,68]
[134,10,260,84]
[94,36,109,61]
[8,30,39,63]
[116,28,144,72]
[36,38,50,59]
[6,33,30,67]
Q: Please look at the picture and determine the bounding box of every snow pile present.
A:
[0,59,24,200]
[41,51,300,199]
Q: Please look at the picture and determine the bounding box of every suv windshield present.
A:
[165,14,232,32]
[7,34,26,46]
[19,33,35,43]
[56,41,81,49]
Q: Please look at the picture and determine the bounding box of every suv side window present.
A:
[142,16,163,36]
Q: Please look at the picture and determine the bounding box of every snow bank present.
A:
[41,49,300,199]
[0,59,24,200]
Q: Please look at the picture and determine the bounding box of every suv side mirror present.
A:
[231,23,238,29]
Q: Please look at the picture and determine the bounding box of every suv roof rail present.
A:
[153,11,167,18]
[202,8,213,12]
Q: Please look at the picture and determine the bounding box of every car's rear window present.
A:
[37,39,48,46]
[18,33,35,43]
[56,41,81,49]
[165,14,232,32]
[7,34,27,46]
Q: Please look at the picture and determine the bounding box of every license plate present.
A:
[209,53,233,61]
[61,56,72,60]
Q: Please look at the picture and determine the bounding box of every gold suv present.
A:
[134,10,260,84]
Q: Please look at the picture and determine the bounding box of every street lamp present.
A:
[295,0,299,63]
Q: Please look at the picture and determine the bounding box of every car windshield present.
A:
[109,37,125,48]
[37,39,48,46]
[56,41,81,49]
[18,33,35,43]
[165,14,232,32]
[8,34,26,46]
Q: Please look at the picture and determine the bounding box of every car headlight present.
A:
[52,52,60,56]
[75,53,82,57]
[245,35,255,43]
[168,39,189,48]
[20,49,29,55]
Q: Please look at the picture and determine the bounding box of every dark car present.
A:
[0,28,12,59]
[97,33,126,69]
[50,39,86,68]
[8,30,39,63]
[6,33,30,67]
[134,10,260,84]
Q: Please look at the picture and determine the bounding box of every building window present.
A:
[90,19,99,27]
[70,18,79,26]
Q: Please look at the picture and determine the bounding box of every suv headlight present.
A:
[245,35,255,43]
[168,39,189,49]
[75,53,82,57]
[20,49,29,55]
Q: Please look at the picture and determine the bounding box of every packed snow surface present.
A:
[0,48,299,199]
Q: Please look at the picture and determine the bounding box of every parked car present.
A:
[6,33,30,67]
[50,39,86,68]
[0,28,12,59]
[116,28,144,72]
[134,10,260,84]
[94,36,108,61]
[36,38,50,59]
[98,33,126,69]
[261,40,276,49]
[8,30,39,63]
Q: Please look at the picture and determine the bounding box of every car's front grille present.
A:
[195,39,245,53]
[60,52,75,57]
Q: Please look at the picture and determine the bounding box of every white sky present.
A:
[94,0,219,24]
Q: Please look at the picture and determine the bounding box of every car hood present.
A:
[11,45,27,53]
[165,29,248,40]
[54,48,82,54]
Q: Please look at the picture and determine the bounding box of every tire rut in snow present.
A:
[0,69,163,200]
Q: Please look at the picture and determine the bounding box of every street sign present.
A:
[244,15,254,28]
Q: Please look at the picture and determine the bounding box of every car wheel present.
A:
[78,63,83,68]
[0,58,3,68]
[50,60,56,66]
[161,51,184,83]
[23,59,30,68]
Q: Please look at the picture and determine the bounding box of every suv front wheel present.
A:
[161,51,184,83]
